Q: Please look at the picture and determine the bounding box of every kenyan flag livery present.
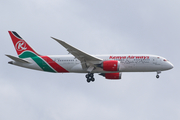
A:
[8,31,68,73]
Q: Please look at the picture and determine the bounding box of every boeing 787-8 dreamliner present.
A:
[6,31,173,83]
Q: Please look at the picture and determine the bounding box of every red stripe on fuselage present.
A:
[41,56,69,73]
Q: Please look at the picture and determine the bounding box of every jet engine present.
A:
[99,73,122,79]
[102,60,120,71]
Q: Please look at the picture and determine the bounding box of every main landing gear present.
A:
[156,71,161,79]
[86,73,95,83]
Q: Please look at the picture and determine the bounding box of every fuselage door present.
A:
[153,57,161,65]
[156,57,161,65]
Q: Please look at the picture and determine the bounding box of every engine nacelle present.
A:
[102,60,120,71]
[99,73,122,79]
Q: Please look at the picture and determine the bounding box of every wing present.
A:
[51,37,103,71]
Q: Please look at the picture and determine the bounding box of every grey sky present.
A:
[0,0,179,120]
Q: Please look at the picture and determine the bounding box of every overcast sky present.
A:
[0,0,179,120]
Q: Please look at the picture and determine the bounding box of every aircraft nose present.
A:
[167,61,174,70]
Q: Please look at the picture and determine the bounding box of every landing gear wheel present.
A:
[91,78,95,82]
[88,73,93,77]
[156,71,161,79]
[85,73,95,83]
[87,78,91,83]
[156,75,159,79]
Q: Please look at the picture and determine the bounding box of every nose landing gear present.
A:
[86,73,95,83]
[156,75,159,78]
[156,71,161,79]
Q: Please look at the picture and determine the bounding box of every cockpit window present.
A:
[163,59,167,61]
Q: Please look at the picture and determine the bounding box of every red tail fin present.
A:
[8,31,40,58]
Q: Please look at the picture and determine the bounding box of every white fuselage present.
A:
[14,54,173,73]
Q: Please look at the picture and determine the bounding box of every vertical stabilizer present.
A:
[8,31,40,58]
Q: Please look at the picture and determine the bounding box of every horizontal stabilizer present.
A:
[5,54,30,63]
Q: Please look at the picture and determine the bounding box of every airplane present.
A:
[6,31,174,83]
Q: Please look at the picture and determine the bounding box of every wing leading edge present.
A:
[51,37,103,71]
